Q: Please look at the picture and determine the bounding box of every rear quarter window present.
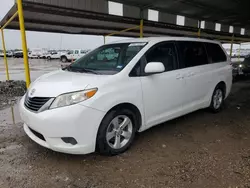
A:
[205,43,227,63]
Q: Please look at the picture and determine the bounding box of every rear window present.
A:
[205,43,227,63]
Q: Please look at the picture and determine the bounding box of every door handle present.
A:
[187,72,195,77]
[176,74,184,80]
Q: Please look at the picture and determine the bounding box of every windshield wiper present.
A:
[65,66,99,74]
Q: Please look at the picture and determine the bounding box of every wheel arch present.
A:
[216,81,226,98]
[101,103,142,131]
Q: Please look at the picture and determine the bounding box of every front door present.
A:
[140,42,186,128]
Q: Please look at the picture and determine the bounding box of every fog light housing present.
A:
[61,137,77,145]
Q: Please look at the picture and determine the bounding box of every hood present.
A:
[28,70,111,97]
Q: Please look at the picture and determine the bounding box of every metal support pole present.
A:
[104,36,106,44]
[198,20,201,38]
[238,43,241,61]
[106,26,139,37]
[1,29,10,80]
[0,11,18,30]
[11,106,15,125]
[140,19,144,38]
[230,35,234,58]
[17,0,31,88]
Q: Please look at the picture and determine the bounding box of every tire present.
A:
[210,85,225,113]
[61,56,68,63]
[96,108,137,156]
[47,56,51,60]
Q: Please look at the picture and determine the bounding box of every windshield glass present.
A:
[66,42,146,75]
[68,50,74,54]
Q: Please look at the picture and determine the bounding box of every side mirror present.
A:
[144,62,165,74]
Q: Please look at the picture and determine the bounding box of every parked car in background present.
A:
[6,51,13,57]
[0,51,4,57]
[20,37,232,155]
[40,51,49,59]
[232,56,250,77]
[13,51,23,58]
[28,49,43,58]
[28,52,38,59]
[60,49,88,62]
[46,50,61,60]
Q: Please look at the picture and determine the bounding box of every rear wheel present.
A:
[47,56,51,60]
[210,86,224,113]
[96,109,137,155]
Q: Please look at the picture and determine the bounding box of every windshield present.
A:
[66,43,146,75]
[68,50,74,54]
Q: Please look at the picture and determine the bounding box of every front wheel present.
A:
[96,109,137,155]
[210,86,224,113]
[61,56,68,63]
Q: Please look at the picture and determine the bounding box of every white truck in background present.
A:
[28,48,44,59]
[45,50,67,60]
[60,49,89,63]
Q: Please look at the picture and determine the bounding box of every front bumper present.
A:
[19,96,105,154]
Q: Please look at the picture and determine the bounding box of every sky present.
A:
[0,0,128,50]
[0,0,247,50]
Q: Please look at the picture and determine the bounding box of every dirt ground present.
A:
[1,79,250,188]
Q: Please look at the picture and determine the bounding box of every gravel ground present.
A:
[0,78,250,188]
[0,80,26,110]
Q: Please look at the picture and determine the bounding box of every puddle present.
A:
[0,144,23,152]
[0,102,21,126]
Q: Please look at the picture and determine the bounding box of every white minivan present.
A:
[19,37,232,155]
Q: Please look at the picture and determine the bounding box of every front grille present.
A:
[29,127,46,141]
[24,96,51,112]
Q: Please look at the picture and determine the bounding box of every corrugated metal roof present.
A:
[0,1,249,43]
[112,0,250,28]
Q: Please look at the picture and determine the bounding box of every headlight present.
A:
[239,64,243,68]
[50,88,97,109]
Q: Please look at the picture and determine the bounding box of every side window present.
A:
[178,41,209,68]
[75,50,79,54]
[80,50,85,54]
[145,42,177,72]
[205,43,227,63]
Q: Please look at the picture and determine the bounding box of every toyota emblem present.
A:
[30,89,36,96]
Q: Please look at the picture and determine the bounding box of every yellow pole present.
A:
[140,19,144,38]
[17,0,31,88]
[198,20,201,37]
[106,26,139,37]
[1,29,10,80]
[230,35,234,58]
[198,28,201,38]
[11,106,15,125]
[0,11,18,30]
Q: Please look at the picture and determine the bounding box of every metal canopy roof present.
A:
[0,0,250,43]
[113,0,250,28]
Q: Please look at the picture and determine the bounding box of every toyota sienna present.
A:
[19,37,232,155]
